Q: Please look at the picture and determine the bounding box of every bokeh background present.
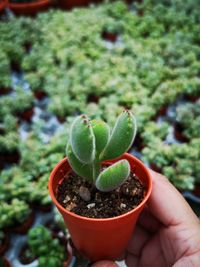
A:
[0,0,200,266]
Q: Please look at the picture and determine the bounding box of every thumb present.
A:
[91,261,118,267]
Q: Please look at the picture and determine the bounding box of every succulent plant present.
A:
[28,225,65,267]
[66,110,136,192]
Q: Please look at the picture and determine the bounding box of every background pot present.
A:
[11,211,34,234]
[49,153,152,262]
[8,0,51,16]
[0,232,10,256]
[0,0,7,12]
[1,257,12,267]
[58,0,89,9]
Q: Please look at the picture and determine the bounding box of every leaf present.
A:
[100,110,137,160]
[95,159,130,192]
[70,115,95,164]
[91,119,110,156]
[67,144,94,182]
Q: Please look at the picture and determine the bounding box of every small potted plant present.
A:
[18,243,36,265]
[0,132,20,169]
[175,100,200,142]
[102,21,123,43]
[0,199,34,235]
[30,173,53,212]
[0,231,10,256]
[49,110,152,261]
[27,225,72,267]
[0,52,12,95]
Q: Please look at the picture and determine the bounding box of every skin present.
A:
[92,170,200,267]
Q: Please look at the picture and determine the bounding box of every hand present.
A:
[92,170,200,267]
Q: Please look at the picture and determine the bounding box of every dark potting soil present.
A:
[56,170,146,219]
[18,244,36,265]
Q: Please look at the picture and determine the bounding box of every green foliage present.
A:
[0,132,19,154]
[142,141,199,190]
[176,100,200,139]
[0,199,31,230]
[28,225,65,267]
[67,111,136,192]
[141,121,170,145]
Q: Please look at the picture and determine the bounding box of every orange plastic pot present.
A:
[8,0,51,16]
[49,153,152,262]
[59,0,89,9]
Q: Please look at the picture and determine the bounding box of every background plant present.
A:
[28,225,65,267]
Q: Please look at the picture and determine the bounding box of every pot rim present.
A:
[8,0,50,8]
[49,153,152,222]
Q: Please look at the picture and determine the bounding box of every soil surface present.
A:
[56,170,146,219]
[19,244,36,265]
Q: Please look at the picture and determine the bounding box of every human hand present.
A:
[92,170,200,267]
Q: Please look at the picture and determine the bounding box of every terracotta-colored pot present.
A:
[59,0,89,9]
[102,31,118,42]
[0,151,20,170]
[34,90,47,100]
[8,0,51,16]
[31,201,52,212]
[0,232,10,256]
[57,115,65,124]
[174,122,188,143]
[10,60,21,72]
[18,244,36,265]
[0,0,7,12]
[17,107,34,122]
[0,87,13,95]
[23,42,32,53]
[1,257,12,267]
[11,211,34,234]
[154,105,168,120]
[49,153,152,262]
[193,183,200,198]
[87,93,100,104]
[184,94,200,103]
[150,163,162,173]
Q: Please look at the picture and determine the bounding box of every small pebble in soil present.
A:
[79,186,91,202]
[120,203,126,209]
[87,203,96,209]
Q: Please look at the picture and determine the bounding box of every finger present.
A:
[91,261,118,267]
[138,208,162,233]
[148,170,198,226]
[138,233,167,267]
[172,254,200,267]
[125,254,139,267]
[126,224,150,256]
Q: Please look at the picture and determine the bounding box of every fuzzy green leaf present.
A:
[70,115,95,164]
[95,159,130,192]
[91,120,110,156]
[100,110,137,160]
[67,144,94,182]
